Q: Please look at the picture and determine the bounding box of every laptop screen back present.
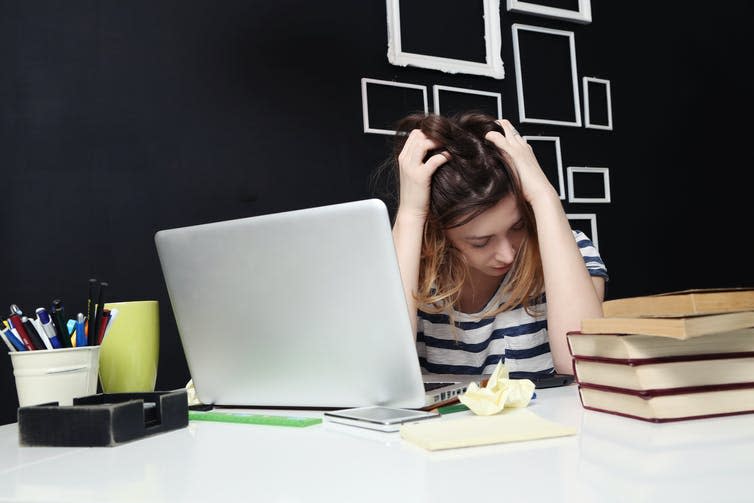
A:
[155,199,427,408]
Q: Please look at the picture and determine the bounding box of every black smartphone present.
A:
[529,373,575,389]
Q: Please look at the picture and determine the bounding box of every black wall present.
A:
[2,1,753,424]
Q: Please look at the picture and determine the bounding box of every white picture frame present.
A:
[386,0,505,79]
[361,78,429,135]
[432,85,503,119]
[523,136,565,199]
[583,77,613,130]
[567,166,611,203]
[511,23,582,127]
[566,213,599,250]
[507,0,592,24]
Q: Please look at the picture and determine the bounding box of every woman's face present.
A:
[444,195,526,279]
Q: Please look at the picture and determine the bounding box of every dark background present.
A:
[2,1,752,424]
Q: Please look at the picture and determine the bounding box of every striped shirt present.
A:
[416,230,608,378]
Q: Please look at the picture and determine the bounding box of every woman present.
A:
[388,112,607,377]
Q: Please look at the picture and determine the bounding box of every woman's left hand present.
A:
[484,119,557,205]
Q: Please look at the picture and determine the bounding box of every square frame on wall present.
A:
[507,0,592,24]
[386,0,505,79]
[567,166,611,203]
[361,78,428,135]
[432,85,503,119]
[583,77,613,130]
[567,213,599,250]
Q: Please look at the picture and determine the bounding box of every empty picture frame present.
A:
[507,0,592,24]
[511,23,581,127]
[524,136,565,199]
[386,0,505,79]
[566,213,599,250]
[567,166,610,203]
[361,78,428,135]
[583,77,613,130]
[432,85,503,119]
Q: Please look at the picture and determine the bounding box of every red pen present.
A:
[7,313,36,350]
[97,309,111,345]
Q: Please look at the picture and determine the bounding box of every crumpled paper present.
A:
[458,360,535,415]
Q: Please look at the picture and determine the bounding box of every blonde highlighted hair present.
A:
[392,111,545,320]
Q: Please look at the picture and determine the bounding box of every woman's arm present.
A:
[391,129,449,337]
[486,121,604,373]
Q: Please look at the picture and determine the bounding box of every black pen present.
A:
[51,299,71,348]
[21,316,47,350]
[92,281,108,345]
[87,278,98,346]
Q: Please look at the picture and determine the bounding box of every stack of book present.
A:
[568,288,754,422]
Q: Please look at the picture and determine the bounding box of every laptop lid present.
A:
[155,198,438,408]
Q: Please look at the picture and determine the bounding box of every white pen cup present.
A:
[9,346,101,407]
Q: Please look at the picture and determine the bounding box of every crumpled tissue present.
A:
[458,360,536,415]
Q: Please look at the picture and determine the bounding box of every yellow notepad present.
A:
[400,408,575,451]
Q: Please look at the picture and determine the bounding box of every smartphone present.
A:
[528,373,575,389]
[323,406,440,432]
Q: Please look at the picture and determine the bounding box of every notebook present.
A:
[154,198,477,409]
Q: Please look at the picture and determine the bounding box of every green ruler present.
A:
[189,410,322,427]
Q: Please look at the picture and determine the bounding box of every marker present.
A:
[22,316,48,350]
[87,279,98,346]
[92,281,108,345]
[29,316,53,349]
[75,313,87,347]
[100,308,118,343]
[7,311,36,350]
[51,299,71,348]
[36,308,62,349]
[0,330,15,351]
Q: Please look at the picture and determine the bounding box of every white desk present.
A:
[1,385,753,502]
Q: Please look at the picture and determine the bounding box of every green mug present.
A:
[98,300,160,393]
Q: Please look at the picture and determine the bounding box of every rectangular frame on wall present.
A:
[361,78,428,135]
[386,0,505,79]
[507,0,592,24]
[567,213,599,250]
[567,166,611,203]
[583,77,613,130]
[524,136,565,199]
[511,23,582,127]
[432,85,503,118]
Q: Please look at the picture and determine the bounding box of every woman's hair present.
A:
[388,111,544,319]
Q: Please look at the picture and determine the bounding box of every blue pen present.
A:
[36,308,62,349]
[3,327,27,351]
[75,313,87,347]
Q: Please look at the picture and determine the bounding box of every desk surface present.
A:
[1,384,754,502]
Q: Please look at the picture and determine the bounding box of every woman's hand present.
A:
[484,119,557,205]
[396,129,450,221]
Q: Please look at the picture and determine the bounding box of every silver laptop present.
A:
[154,198,475,409]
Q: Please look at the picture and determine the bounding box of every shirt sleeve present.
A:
[572,230,609,281]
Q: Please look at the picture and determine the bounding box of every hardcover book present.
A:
[572,355,754,391]
[601,287,754,318]
[566,328,754,362]
[577,382,754,422]
[579,311,754,340]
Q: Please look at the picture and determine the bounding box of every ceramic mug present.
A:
[98,300,159,392]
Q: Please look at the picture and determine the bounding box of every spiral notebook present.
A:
[155,199,477,409]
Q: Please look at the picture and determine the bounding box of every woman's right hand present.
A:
[396,129,450,221]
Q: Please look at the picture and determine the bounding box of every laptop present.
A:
[154,198,477,410]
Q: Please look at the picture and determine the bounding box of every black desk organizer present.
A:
[18,389,189,447]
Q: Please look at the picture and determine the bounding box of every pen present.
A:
[7,309,36,350]
[100,308,118,343]
[96,308,111,345]
[0,329,15,351]
[92,281,107,345]
[75,313,87,347]
[2,326,27,351]
[29,316,53,349]
[51,299,71,348]
[86,279,98,346]
[21,315,49,350]
[36,308,62,349]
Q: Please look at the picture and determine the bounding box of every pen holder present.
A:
[99,300,159,393]
[9,346,100,407]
